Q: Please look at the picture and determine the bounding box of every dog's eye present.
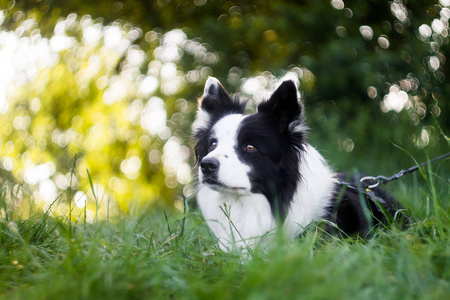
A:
[244,144,256,152]
[209,140,218,150]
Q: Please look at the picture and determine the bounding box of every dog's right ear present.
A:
[258,80,304,134]
[193,77,245,132]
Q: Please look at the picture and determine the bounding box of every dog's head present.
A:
[193,77,306,217]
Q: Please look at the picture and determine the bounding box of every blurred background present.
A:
[0,0,448,220]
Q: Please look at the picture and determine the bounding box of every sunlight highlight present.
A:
[381,85,410,113]
[240,68,306,106]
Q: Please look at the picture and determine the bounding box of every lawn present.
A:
[0,162,449,300]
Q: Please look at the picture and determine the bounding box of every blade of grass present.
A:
[68,155,77,237]
[86,169,98,223]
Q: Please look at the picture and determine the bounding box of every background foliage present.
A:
[0,0,449,217]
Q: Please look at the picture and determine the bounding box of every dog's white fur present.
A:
[195,78,336,251]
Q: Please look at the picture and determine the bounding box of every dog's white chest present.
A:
[197,186,276,251]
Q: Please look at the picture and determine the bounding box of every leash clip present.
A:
[360,176,379,189]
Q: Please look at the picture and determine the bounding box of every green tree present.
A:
[0,0,448,216]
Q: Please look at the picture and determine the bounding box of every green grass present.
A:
[0,165,449,299]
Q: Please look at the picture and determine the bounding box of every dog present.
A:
[193,77,403,252]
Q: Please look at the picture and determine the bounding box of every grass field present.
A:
[0,160,449,299]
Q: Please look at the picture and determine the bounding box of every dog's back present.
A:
[327,173,407,237]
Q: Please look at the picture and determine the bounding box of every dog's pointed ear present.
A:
[193,77,245,132]
[199,77,244,113]
[203,77,225,100]
[258,80,304,133]
[200,77,229,110]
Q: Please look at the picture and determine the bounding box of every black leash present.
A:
[352,152,450,189]
[335,152,449,214]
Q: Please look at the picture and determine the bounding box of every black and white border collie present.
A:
[193,77,401,252]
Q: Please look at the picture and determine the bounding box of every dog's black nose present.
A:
[200,158,220,175]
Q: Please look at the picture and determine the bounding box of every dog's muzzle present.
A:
[200,157,248,193]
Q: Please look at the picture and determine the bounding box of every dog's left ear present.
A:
[193,77,245,133]
[258,80,303,133]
